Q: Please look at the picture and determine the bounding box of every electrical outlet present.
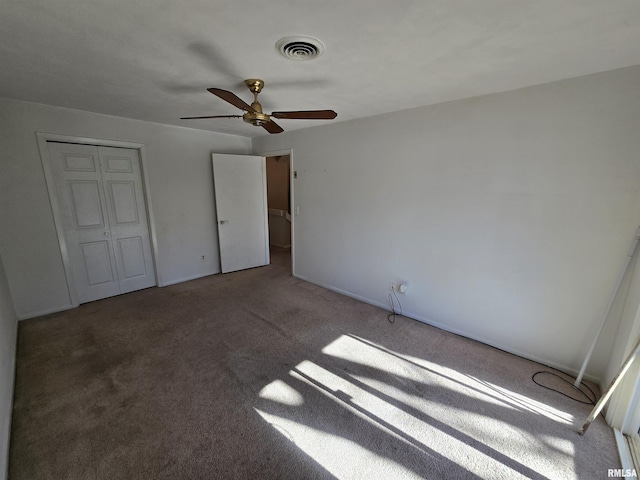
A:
[389,281,408,294]
[201,255,206,262]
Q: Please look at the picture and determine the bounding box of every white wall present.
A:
[254,65,640,379]
[0,98,252,319]
[0,254,17,480]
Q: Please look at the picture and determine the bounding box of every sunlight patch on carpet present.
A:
[254,356,543,479]
[259,379,305,406]
[324,334,573,424]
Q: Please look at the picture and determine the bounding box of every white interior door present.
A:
[212,153,270,273]
[48,142,156,303]
[98,146,156,294]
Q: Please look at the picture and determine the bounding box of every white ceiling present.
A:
[2,1,640,138]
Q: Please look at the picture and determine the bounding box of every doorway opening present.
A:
[265,154,292,274]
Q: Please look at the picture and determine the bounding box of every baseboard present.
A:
[17,304,73,321]
[18,271,222,318]
[614,429,633,473]
[159,270,220,287]
[292,273,601,384]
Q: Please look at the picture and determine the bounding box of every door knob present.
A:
[219,220,227,224]
[103,231,110,236]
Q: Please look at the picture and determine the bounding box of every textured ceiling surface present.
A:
[2,1,640,137]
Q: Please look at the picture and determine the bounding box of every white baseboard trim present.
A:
[614,429,633,472]
[18,304,73,321]
[18,271,223,318]
[291,273,601,384]
[160,270,220,287]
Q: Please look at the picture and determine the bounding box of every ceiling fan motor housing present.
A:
[242,79,271,125]
[243,111,270,126]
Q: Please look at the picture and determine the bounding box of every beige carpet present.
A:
[9,248,619,479]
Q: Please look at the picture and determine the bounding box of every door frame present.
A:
[36,132,161,307]
[255,148,295,275]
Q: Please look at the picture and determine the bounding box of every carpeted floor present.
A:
[9,248,620,479]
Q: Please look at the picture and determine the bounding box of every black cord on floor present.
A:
[532,370,597,405]
[387,288,403,323]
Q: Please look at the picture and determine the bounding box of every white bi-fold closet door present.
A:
[48,142,156,304]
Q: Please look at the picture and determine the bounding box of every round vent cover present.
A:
[276,36,325,61]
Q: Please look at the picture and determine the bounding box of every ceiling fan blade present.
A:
[262,120,284,134]
[180,115,242,119]
[271,110,337,120]
[207,88,255,112]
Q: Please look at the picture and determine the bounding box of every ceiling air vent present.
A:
[276,36,325,61]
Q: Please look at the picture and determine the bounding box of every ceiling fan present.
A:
[180,79,337,134]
